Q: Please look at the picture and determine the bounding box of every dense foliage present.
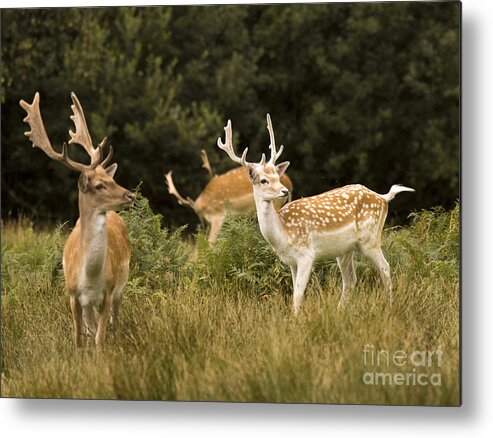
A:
[1,3,459,229]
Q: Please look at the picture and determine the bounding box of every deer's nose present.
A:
[281,188,290,197]
[125,191,135,202]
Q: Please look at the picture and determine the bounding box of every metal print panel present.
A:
[1,1,460,405]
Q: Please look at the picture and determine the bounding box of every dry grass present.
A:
[1,199,460,405]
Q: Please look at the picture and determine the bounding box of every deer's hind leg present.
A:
[358,243,392,300]
[337,250,357,309]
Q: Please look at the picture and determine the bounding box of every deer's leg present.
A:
[290,265,298,287]
[110,285,124,329]
[293,258,313,316]
[95,292,113,348]
[70,296,83,347]
[337,250,357,309]
[208,215,224,243]
[359,244,392,300]
[83,305,98,337]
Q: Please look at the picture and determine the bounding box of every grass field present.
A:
[1,195,460,405]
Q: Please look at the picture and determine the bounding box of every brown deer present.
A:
[20,92,135,347]
[165,150,293,243]
[217,114,414,315]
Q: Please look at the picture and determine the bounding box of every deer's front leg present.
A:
[82,304,98,337]
[290,265,297,288]
[95,292,113,348]
[70,296,83,347]
[292,258,313,316]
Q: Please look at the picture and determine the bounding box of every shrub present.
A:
[384,201,459,280]
[194,213,292,297]
[2,219,66,298]
[120,186,190,292]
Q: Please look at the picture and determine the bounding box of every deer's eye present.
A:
[260,179,268,185]
[95,183,105,191]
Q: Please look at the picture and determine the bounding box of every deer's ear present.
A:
[105,163,118,178]
[276,161,290,177]
[247,165,258,183]
[78,172,89,192]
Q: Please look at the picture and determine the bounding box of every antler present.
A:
[20,92,87,172]
[98,137,113,168]
[69,92,104,167]
[200,149,214,179]
[20,92,112,172]
[165,171,195,209]
[266,114,284,165]
[217,116,285,168]
[217,120,252,167]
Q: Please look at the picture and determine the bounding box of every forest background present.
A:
[1,2,460,229]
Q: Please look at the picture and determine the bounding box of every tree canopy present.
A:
[1,3,460,229]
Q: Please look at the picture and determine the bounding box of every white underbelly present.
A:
[310,225,357,260]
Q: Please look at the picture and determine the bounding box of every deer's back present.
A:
[195,167,293,219]
[278,184,388,249]
[195,167,255,217]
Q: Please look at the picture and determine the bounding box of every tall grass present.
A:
[1,200,460,405]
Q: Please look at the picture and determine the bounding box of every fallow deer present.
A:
[165,150,293,243]
[217,115,414,314]
[20,92,135,347]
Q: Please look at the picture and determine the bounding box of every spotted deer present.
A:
[165,151,293,243]
[217,114,414,314]
[20,92,135,347]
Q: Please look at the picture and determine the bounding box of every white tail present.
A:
[20,92,135,347]
[379,184,415,202]
[166,151,293,243]
[217,115,414,314]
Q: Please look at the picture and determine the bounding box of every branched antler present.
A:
[217,116,285,168]
[99,137,113,168]
[20,92,87,172]
[266,114,284,165]
[217,120,252,167]
[69,92,107,167]
[200,149,214,179]
[20,91,112,173]
[165,171,195,209]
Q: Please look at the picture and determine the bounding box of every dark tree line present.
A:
[1,2,460,230]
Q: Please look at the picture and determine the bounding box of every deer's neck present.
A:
[79,196,108,277]
[254,196,287,253]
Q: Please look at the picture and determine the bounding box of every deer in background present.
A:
[217,114,414,315]
[165,149,293,243]
[20,92,135,347]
